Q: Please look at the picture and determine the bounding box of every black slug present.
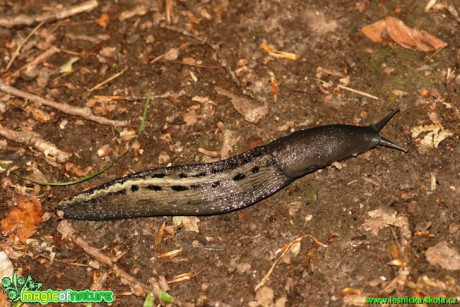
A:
[56,109,407,220]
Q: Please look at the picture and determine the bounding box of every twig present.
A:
[255,234,327,292]
[150,42,191,64]
[314,78,379,100]
[337,84,379,100]
[165,0,173,24]
[424,46,445,62]
[161,25,241,85]
[0,80,128,127]
[161,25,204,43]
[381,216,412,295]
[88,69,127,92]
[4,46,60,85]
[159,60,219,69]
[5,21,45,71]
[0,0,99,28]
[0,125,71,163]
[56,220,177,302]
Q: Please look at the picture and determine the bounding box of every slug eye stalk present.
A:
[379,137,407,152]
[372,109,407,153]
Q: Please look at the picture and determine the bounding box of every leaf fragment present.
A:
[361,17,448,51]
[0,197,43,243]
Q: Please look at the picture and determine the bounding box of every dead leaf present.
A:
[165,48,180,61]
[362,208,409,236]
[65,162,93,176]
[411,123,453,148]
[260,43,298,60]
[119,129,137,141]
[95,13,110,29]
[236,262,251,273]
[255,286,274,307]
[0,251,14,280]
[99,47,116,58]
[0,292,8,306]
[172,216,200,233]
[414,275,460,296]
[342,294,368,305]
[183,109,197,125]
[59,57,80,73]
[392,89,408,97]
[361,17,448,51]
[96,144,112,157]
[0,196,43,243]
[316,66,346,78]
[361,19,388,43]
[426,241,460,270]
[215,87,268,123]
[275,296,287,307]
[24,105,52,123]
[192,96,216,105]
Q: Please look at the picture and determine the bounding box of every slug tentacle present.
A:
[378,137,407,152]
[371,109,407,152]
[373,109,400,132]
[56,110,406,221]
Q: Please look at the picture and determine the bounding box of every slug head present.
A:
[271,109,406,178]
[371,109,407,153]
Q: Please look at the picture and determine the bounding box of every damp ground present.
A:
[0,0,459,306]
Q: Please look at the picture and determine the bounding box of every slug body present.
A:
[57,110,406,220]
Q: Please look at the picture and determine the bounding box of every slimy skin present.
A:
[56,110,406,220]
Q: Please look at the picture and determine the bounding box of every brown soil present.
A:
[1,0,459,306]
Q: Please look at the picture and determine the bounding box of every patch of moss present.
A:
[303,186,318,205]
[364,46,439,98]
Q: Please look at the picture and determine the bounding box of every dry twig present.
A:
[0,80,128,127]
[0,0,98,28]
[161,25,241,85]
[4,46,60,85]
[255,234,327,291]
[5,21,45,71]
[150,42,191,64]
[165,0,173,24]
[0,125,71,163]
[314,78,379,100]
[88,69,127,92]
[381,216,412,294]
[57,220,178,302]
